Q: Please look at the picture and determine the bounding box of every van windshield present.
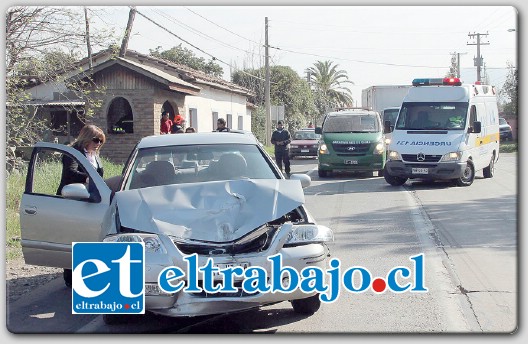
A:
[395,102,468,130]
[323,114,380,133]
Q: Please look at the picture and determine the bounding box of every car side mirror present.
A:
[468,121,482,134]
[315,127,322,135]
[61,183,90,200]
[289,173,311,188]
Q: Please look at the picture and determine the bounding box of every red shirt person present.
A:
[160,112,173,134]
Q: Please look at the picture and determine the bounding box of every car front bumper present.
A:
[318,154,385,172]
[385,160,466,180]
[144,243,328,317]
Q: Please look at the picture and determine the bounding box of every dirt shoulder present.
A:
[5,253,62,304]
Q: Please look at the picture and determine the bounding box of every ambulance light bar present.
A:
[412,77,462,86]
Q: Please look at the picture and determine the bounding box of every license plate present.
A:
[345,160,358,165]
[213,262,250,276]
[412,168,429,174]
[301,149,309,153]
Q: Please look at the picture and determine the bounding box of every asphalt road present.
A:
[5,154,518,334]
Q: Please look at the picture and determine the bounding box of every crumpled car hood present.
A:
[114,179,305,242]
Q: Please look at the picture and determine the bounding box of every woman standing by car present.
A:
[56,124,105,287]
[56,124,106,195]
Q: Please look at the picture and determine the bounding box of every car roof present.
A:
[326,108,379,116]
[137,131,260,149]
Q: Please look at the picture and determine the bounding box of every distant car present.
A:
[289,128,321,159]
[499,117,513,141]
[19,132,334,324]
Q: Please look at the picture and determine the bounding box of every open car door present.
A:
[19,142,113,269]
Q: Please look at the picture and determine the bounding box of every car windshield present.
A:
[293,131,320,140]
[395,102,468,130]
[124,144,277,189]
[323,114,380,133]
[499,118,508,125]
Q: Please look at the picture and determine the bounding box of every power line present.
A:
[184,7,261,45]
[133,7,267,82]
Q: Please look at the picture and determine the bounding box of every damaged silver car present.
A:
[19,132,334,324]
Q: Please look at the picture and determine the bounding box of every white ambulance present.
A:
[383,77,499,187]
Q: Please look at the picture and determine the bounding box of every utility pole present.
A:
[264,17,271,146]
[84,7,92,69]
[120,7,136,57]
[467,32,489,82]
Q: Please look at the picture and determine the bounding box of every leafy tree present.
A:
[500,62,517,117]
[149,45,223,78]
[232,65,316,135]
[5,6,114,171]
[307,60,354,122]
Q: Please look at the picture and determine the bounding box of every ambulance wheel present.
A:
[483,154,495,178]
[384,172,407,186]
[63,269,72,288]
[291,294,321,315]
[318,169,328,178]
[455,160,475,186]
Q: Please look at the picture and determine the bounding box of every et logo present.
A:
[72,242,144,315]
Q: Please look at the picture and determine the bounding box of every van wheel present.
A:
[291,294,321,315]
[455,160,475,186]
[318,169,328,178]
[483,154,495,178]
[63,269,72,288]
[384,170,407,186]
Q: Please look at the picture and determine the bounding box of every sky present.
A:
[82,5,518,106]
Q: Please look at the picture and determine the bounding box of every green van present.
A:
[315,109,386,177]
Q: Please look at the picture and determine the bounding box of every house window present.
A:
[189,108,198,130]
[107,97,134,134]
[238,115,244,130]
[227,114,232,129]
[212,112,218,131]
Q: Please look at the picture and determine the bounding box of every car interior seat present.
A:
[214,153,248,180]
[140,160,176,187]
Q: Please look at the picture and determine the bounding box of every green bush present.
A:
[500,141,518,153]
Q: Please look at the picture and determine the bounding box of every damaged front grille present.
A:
[174,225,278,255]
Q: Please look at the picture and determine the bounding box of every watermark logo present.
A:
[72,242,144,314]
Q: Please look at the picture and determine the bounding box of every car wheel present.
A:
[318,169,328,178]
[483,154,495,178]
[455,160,475,186]
[291,294,321,315]
[383,168,407,186]
[63,269,72,288]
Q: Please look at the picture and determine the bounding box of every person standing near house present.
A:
[271,120,291,176]
[215,118,230,132]
[160,111,173,134]
[171,114,185,133]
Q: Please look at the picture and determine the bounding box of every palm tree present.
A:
[307,60,354,114]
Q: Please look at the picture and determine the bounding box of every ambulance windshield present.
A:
[395,102,468,130]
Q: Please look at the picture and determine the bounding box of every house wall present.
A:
[184,84,251,132]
